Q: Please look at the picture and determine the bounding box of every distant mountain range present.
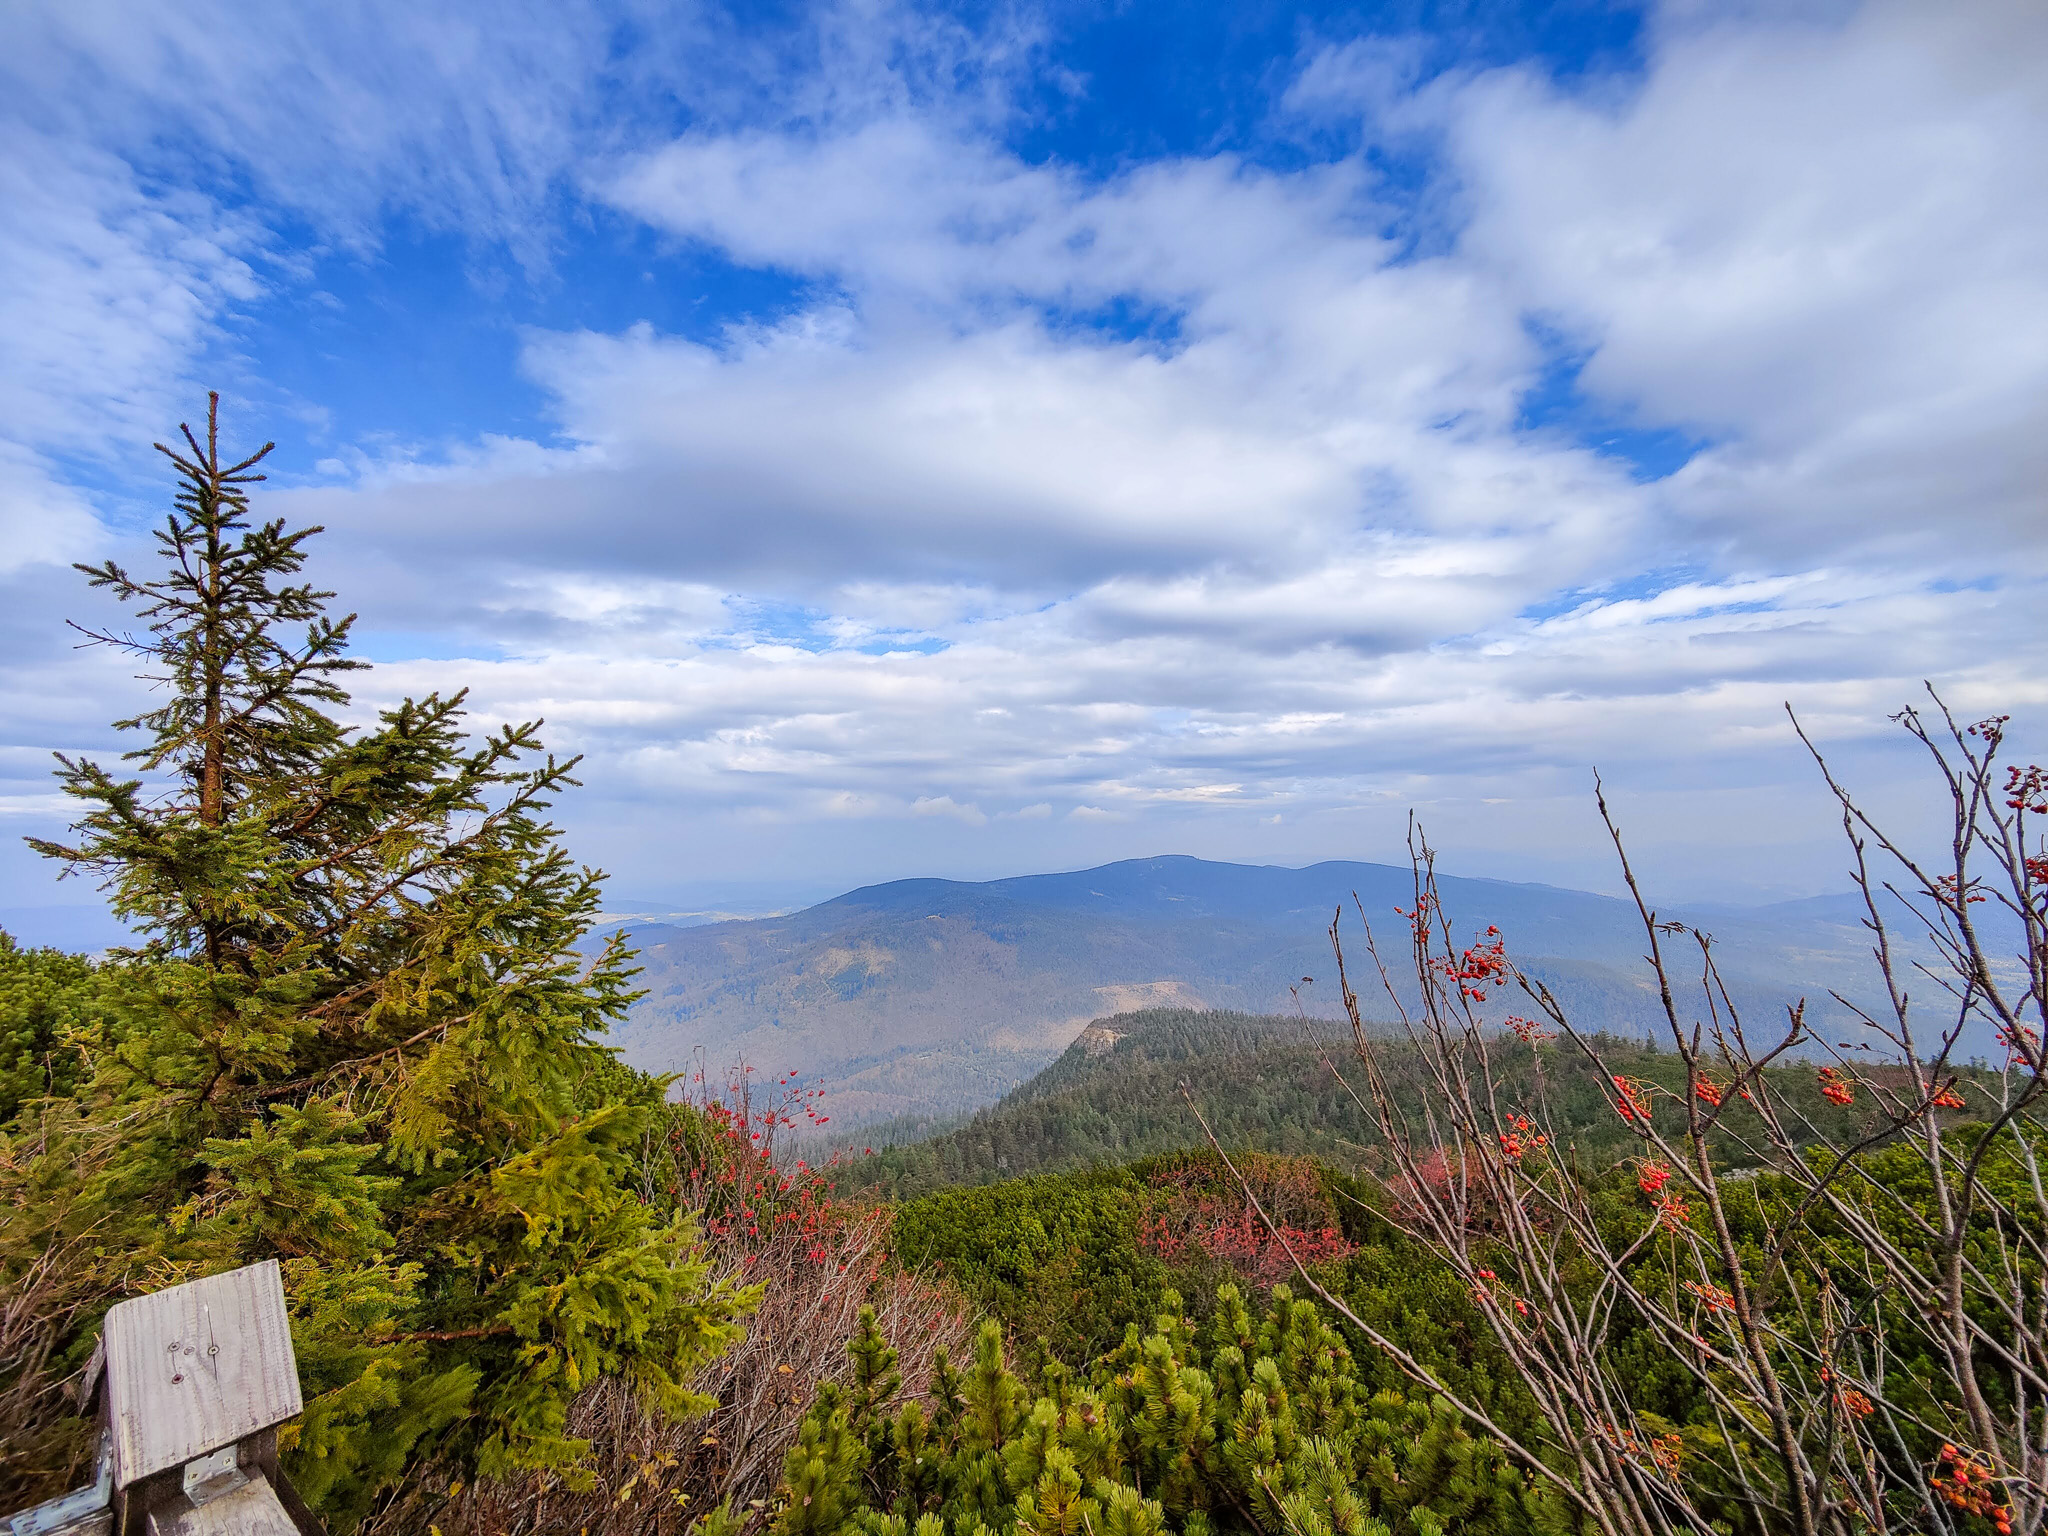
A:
[609,855,1905,1128]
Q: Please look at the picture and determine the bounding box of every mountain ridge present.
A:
[610,854,1897,1128]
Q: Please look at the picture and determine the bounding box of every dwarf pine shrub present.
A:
[765,1285,1569,1536]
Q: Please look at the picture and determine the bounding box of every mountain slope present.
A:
[611,855,1894,1127]
[840,1005,1959,1201]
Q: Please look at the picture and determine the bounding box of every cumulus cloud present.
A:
[1443,0,2048,564]
[911,795,988,824]
[1,0,2042,911]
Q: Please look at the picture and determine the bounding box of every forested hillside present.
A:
[837,1006,1957,1200]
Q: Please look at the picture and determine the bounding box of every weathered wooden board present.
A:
[103,1261,302,1490]
[144,1475,299,1536]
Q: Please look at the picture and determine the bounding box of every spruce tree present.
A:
[8,396,752,1526]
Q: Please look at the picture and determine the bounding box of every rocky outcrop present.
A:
[1074,1021,1126,1057]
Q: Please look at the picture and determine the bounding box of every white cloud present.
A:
[3,0,2044,913]
[820,790,886,817]
[0,130,263,457]
[0,123,267,593]
[1441,0,2048,564]
[0,3,636,258]
[0,443,105,577]
[910,794,988,824]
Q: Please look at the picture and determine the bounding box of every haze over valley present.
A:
[609,853,1903,1127]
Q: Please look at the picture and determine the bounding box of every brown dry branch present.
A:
[0,1235,101,1500]
[373,1064,976,1536]
[379,1201,971,1536]
[0,1103,129,1508]
[1199,690,2047,1536]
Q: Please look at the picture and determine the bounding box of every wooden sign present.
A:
[100,1260,303,1491]
[3,1261,319,1536]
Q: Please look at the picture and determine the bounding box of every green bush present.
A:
[766,1287,1570,1536]
[0,933,103,1124]
[892,1169,1166,1363]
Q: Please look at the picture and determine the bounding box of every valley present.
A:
[610,853,1900,1127]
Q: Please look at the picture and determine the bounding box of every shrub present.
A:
[766,1283,1569,1536]
[0,935,101,1125]
[891,1170,1165,1363]
[1259,698,2048,1534]
[383,1068,977,1535]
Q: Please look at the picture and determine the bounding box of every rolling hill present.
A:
[609,855,1902,1127]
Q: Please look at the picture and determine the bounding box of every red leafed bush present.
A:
[1137,1151,1355,1287]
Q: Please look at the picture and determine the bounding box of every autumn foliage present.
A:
[1136,1153,1355,1286]
[1232,695,2048,1536]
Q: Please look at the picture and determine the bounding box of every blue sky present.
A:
[2,0,2045,931]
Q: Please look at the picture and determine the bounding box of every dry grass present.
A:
[0,1105,122,1513]
[0,1237,100,1507]
[370,1069,975,1535]
[383,1206,973,1536]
